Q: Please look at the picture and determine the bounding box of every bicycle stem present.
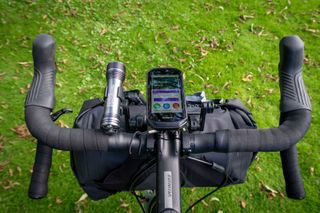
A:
[156,131,181,213]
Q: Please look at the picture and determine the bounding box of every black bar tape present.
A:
[280,147,306,199]
[186,110,310,153]
[183,133,216,154]
[25,106,142,152]
[28,144,52,199]
[214,110,310,152]
[279,35,310,200]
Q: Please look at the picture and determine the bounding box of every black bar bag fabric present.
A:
[71,91,257,200]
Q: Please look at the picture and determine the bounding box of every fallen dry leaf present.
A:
[119,198,130,208]
[255,166,262,172]
[201,200,209,207]
[183,50,194,56]
[247,98,253,108]
[170,47,178,54]
[267,192,277,200]
[16,166,22,176]
[59,163,66,173]
[260,183,278,194]
[154,31,166,43]
[56,82,63,88]
[130,71,137,80]
[305,28,319,34]
[280,192,285,199]
[210,196,220,202]
[20,83,30,94]
[58,120,70,128]
[192,73,205,82]
[199,47,208,56]
[204,3,213,11]
[100,28,108,36]
[239,14,254,22]
[0,135,4,152]
[17,61,32,67]
[240,200,247,208]
[205,83,213,89]
[120,202,129,208]
[265,88,274,94]
[12,124,31,139]
[209,38,219,49]
[310,167,315,176]
[171,25,180,30]
[260,182,278,199]
[264,74,279,82]
[65,8,77,17]
[55,197,63,204]
[0,72,5,80]
[200,36,207,44]
[8,168,13,177]
[1,179,20,190]
[178,58,187,63]
[79,87,88,94]
[242,73,253,82]
[222,81,231,89]
[59,59,68,65]
[188,80,195,84]
[0,161,9,173]
[213,88,220,94]
[1,101,9,109]
[0,142,4,152]
[250,24,267,36]
[75,193,88,204]
[20,87,27,94]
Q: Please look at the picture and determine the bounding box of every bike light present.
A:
[101,62,126,133]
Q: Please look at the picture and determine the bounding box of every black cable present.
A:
[129,131,142,155]
[129,158,157,213]
[129,130,158,155]
[130,157,229,213]
[130,131,230,213]
[184,174,228,213]
[132,191,146,213]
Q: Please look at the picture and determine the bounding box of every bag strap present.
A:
[124,90,146,105]
[79,98,104,114]
[220,99,257,128]
[127,158,157,190]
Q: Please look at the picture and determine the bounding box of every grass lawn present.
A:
[0,0,319,212]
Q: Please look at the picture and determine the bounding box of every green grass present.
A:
[0,0,319,212]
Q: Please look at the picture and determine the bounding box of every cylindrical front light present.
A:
[101,61,126,133]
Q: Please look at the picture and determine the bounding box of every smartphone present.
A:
[147,68,187,130]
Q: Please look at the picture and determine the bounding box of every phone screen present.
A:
[151,75,182,114]
[147,68,187,129]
